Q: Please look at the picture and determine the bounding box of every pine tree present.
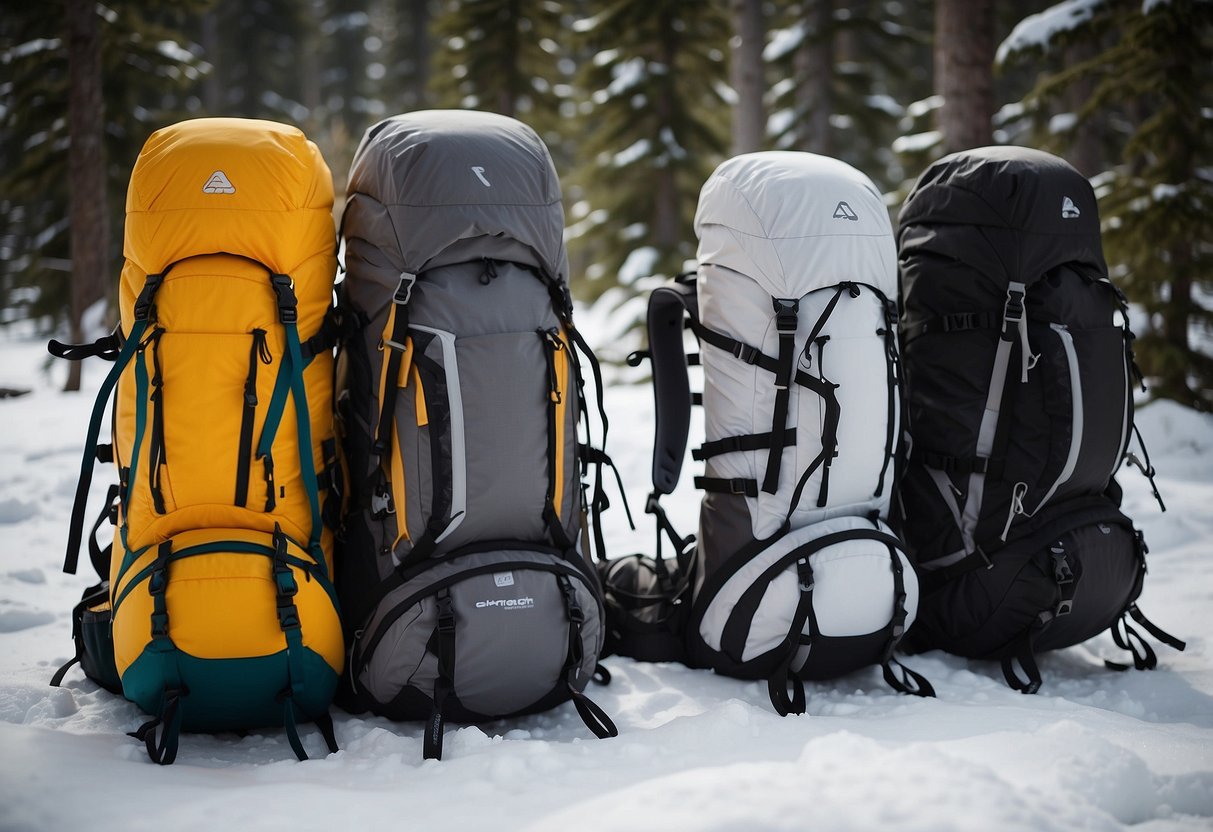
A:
[0,1,207,339]
[767,0,932,192]
[1001,0,1213,409]
[571,0,730,295]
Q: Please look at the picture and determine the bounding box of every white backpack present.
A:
[637,152,932,712]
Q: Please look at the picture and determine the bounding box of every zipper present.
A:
[1031,324,1084,514]
[539,328,567,521]
[1112,332,1132,481]
[235,329,271,507]
[147,328,167,514]
[352,556,593,680]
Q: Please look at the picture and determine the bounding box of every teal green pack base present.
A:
[122,647,339,733]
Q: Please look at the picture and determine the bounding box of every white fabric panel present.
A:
[695,151,897,302]
[700,269,894,538]
[698,516,918,661]
[695,152,898,540]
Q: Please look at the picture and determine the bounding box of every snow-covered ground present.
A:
[1,325,1211,832]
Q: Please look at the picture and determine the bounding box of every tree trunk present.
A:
[934,0,994,154]
[796,0,834,155]
[653,11,682,263]
[730,0,766,154]
[65,0,108,393]
[1063,39,1101,177]
[410,0,431,109]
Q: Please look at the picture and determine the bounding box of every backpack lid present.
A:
[345,110,568,283]
[694,151,896,300]
[898,145,1107,288]
[123,118,335,276]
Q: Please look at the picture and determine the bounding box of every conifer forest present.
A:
[1,0,1210,407]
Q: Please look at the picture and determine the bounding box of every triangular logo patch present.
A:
[1061,196,1081,219]
[833,201,859,221]
[203,170,235,194]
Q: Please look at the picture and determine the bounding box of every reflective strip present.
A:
[412,325,466,545]
[1031,324,1083,514]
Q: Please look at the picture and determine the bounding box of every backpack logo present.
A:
[471,166,491,187]
[202,170,236,194]
[475,597,535,610]
[832,201,859,221]
[494,572,515,588]
[1061,196,1081,219]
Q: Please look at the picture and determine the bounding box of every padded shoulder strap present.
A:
[647,281,697,496]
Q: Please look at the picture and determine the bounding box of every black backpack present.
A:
[895,146,1184,691]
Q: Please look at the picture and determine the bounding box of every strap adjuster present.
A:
[270,274,298,324]
[772,298,799,332]
[731,341,760,364]
[393,271,417,305]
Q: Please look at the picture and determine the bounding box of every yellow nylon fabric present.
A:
[109,118,341,678]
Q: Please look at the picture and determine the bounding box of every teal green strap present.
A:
[283,323,325,569]
[256,350,293,461]
[63,319,148,575]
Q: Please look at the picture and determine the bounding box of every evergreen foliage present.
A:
[570,0,730,295]
[768,0,932,193]
[1,1,207,328]
[1002,0,1213,409]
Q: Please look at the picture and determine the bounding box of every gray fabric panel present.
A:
[345,110,569,285]
[695,491,754,598]
[356,548,600,714]
[443,332,549,549]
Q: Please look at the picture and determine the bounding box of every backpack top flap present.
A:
[122,117,335,283]
[694,151,896,301]
[898,146,1107,320]
[344,109,568,285]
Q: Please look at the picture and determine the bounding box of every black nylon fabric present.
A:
[897,147,1147,676]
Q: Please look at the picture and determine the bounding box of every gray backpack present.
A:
[334,110,618,758]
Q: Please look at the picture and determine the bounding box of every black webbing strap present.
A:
[911,448,995,476]
[86,484,119,580]
[694,476,759,498]
[875,311,898,499]
[61,273,162,575]
[559,576,618,740]
[878,539,935,697]
[902,310,1000,344]
[48,330,122,362]
[693,429,797,462]
[1001,623,1044,694]
[424,588,456,760]
[1125,423,1166,512]
[129,688,185,765]
[767,557,814,716]
[147,328,167,515]
[762,297,801,494]
[300,304,363,363]
[1105,604,1186,672]
[372,272,417,459]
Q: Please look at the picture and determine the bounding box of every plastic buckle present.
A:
[150,611,169,638]
[274,564,298,598]
[133,273,164,321]
[731,342,760,364]
[148,565,167,594]
[393,271,417,305]
[772,298,799,332]
[729,479,749,495]
[270,274,298,324]
[276,599,301,630]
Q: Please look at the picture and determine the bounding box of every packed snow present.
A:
[996,0,1104,65]
[1,315,1211,831]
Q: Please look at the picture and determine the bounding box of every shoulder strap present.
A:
[646,281,697,496]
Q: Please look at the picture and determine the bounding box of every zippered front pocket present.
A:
[351,544,601,719]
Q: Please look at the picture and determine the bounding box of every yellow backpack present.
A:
[50,118,344,764]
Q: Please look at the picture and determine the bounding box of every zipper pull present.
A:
[480,258,499,285]
[539,328,563,402]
